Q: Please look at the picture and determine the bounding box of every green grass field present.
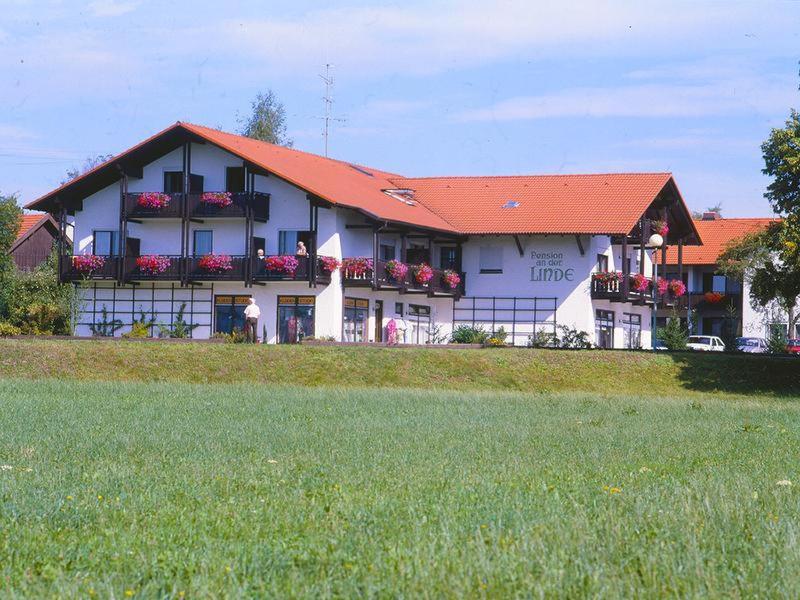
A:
[1,341,800,596]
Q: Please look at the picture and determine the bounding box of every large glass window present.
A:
[278,231,313,255]
[479,246,503,274]
[343,297,369,342]
[214,295,250,335]
[622,312,641,349]
[595,309,614,349]
[193,230,213,256]
[277,296,315,343]
[92,230,118,256]
[597,253,609,273]
[379,243,396,261]
[163,171,183,194]
[440,247,459,271]
[407,304,431,344]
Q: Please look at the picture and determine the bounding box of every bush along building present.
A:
[659,213,788,339]
[26,122,700,346]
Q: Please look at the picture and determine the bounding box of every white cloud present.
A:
[452,76,799,122]
[0,124,37,141]
[87,1,140,18]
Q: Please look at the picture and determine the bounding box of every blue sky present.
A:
[2,0,799,216]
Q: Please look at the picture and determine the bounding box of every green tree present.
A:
[762,109,800,217]
[0,193,23,317]
[238,90,293,147]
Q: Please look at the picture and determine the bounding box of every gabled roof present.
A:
[26,121,698,238]
[661,218,779,266]
[394,173,677,235]
[10,213,59,252]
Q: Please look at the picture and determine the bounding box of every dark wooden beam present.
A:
[345,224,375,229]
[574,235,585,256]
[513,235,524,257]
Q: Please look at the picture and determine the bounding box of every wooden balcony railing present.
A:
[674,291,740,311]
[124,191,269,221]
[60,255,121,282]
[186,255,248,282]
[124,255,184,281]
[590,273,653,303]
[341,258,463,297]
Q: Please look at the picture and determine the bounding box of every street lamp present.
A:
[647,233,664,349]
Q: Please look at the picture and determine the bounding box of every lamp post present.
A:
[647,233,664,349]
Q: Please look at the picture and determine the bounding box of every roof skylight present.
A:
[502,200,520,208]
[349,164,374,177]
[383,189,417,206]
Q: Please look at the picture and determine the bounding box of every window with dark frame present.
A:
[597,253,609,273]
[193,230,213,256]
[395,302,403,315]
[163,171,183,194]
[479,246,503,274]
[226,167,245,193]
[92,230,118,256]
[379,243,396,261]
[595,309,614,349]
[622,312,641,349]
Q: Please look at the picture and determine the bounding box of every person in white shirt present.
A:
[243,297,261,343]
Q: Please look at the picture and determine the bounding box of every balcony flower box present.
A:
[443,269,461,289]
[198,254,233,273]
[137,192,171,210]
[652,218,669,237]
[704,291,726,304]
[72,255,106,274]
[413,263,434,285]
[657,278,686,297]
[136,255,171,275]
[594,271,621,284]
[341,257,373,277]
[264,255,299,276]
[319,256,341,273]
[385,259,408,282]
[630,273,650,293]
[200,192,233,208]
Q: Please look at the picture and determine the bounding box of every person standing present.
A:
[295,241,308,256]
[243,297,261,343]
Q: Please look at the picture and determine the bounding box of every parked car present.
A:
[687,335,726,352]
[787,339,800,355]
[736,337,768,353]
[653,339,668,351]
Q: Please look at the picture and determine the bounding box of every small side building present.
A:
[10,213,60,271]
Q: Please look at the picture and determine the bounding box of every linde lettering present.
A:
[530,250,574,282]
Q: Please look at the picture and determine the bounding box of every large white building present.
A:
[27,122,700,347]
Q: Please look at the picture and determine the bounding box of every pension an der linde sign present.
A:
[530,250,575,282]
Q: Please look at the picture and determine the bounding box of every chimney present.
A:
[702,211,721,221]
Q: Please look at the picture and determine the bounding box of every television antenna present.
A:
[318,64,346,157]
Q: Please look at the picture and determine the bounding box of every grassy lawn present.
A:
[2,377,800,597]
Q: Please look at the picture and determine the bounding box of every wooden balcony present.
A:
[673,292,741,312]
[590,273,653,304]
[124,191,269,221]
[60,255,121,282]
[124,255,183,281]
[341,258,464,297]
[186,255,248,282]
[251,256,333,285]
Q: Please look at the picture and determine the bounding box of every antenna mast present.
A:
[318,64,345,157]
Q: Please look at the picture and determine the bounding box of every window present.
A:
[407,304,431,344]
[163,171,183,194]
[214,295,250,335]
[343,298,370,342]
[595,309,614,349]
[278,231,313,255]
[226,167,245,193]
[379,243,396,261]
[440,247,459,271]
[395,302,403,315]
[622,313,641,349]
[277,296,315,343]
[479,246,503,274]
[92,230,118,256]
[597,254,609,273]
[193,230,213,256]
[702,273,728,293]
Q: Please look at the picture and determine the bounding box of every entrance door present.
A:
[374,300,383,342]
[595,309,614,349]
[277,296,315,343]
[215,295,250,334]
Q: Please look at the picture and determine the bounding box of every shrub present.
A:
[0,321,21,337]
[767,327,788,355]
[557,325,592,349]
[486,326,509,347]
[122,313,155,339]
[157,302,198,339]
[89,306,123,337]
[450,325,489,344]
[657,315,689,351]
[527,330,557,348]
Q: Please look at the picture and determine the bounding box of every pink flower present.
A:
[198,254,233,272]
[443,269,461,289]
[200,192,233,208]
[630,273,650,292]
[413,263,434,284]
[137,192,171,209]
[319,256,341,273]
[341,257,373,277]
[135,255,171,275]
[385,260,408,281]
[263,255,299,275]
[72,255,105,273]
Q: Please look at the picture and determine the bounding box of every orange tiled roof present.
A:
[28,121,696,237]
[16,214,49,240]
[661,218,778,265]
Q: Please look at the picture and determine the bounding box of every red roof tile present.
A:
[660,218,778,265]
[16,214,49,240]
